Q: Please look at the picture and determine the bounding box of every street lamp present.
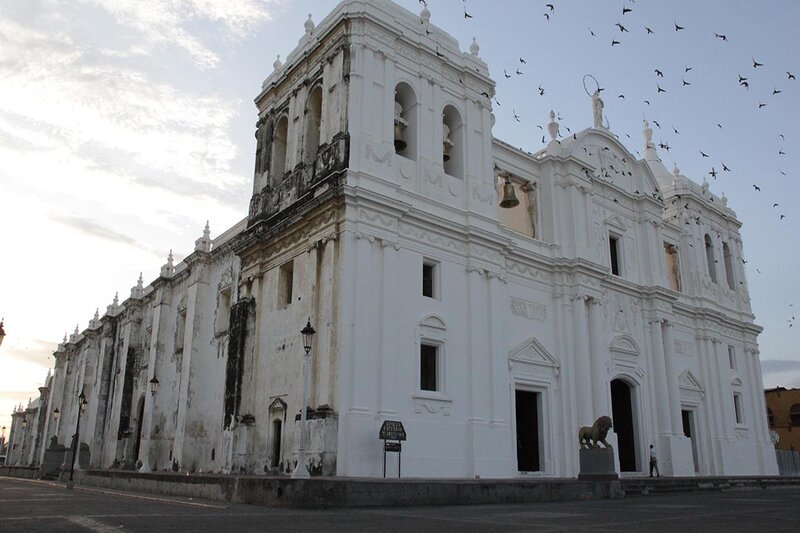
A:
[292,319,316,479]
[149,375,160,396]
[66,390,87,489]
[139,372,159,472]
[53,408,61,438]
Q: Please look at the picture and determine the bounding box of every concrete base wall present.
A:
[33,469,621,508]
[0,466,39,479]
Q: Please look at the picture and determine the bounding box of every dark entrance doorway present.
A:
[682,409,699,472]
[515,390,540,472]
[610,379,637,472]
[271,419,282,468]
[133,398,145,464]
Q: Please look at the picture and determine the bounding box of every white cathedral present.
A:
[7,0,778,479]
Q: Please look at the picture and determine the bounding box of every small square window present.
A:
[733,394,744,425]
[609,235,621,276]
[422,260,437,299]
[278,261,294,307]
[215,287,231,335]
[728,345,736,370]
[420,343,438,392]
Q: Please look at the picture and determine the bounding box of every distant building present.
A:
[765,387,800,451]
[8,0,777,478]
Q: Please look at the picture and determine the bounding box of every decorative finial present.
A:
[195,221,213,253]
[420,4,431,23]
[547,110,559,141]
[721,192,728,207]
[90,308,102,330]
[63,333,67,343]
[113,292,119,306]
[672,163,680,176]
[273,54,282,71]
[643,119,653,145]
[74,324,79,335]
[702,178,709,194]
[161,250,175,278]
[469,37,479,57]
[304,14,315,36]
[131,272,145,299]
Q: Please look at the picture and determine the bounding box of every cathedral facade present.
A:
[7,0,777,479]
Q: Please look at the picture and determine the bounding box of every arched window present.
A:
[791,404,800,426]
[442,105,464,178]
[723,242,735,289]
[767,407,775,428]
[394,82,417,160]
[704,234,717,283]
[271,114,289,185]
[303,85,323,165]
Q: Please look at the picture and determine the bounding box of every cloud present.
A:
[80,0,277,69]
[761,359,800,375]
[1,338,56,368]
[49,213,157,254]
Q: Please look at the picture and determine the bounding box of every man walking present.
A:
[649,444,661,477]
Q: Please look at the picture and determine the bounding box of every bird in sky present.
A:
[655,68,664,77]
[519,57,526,64]
[657,84,666,93]
[513,110,521,122]
[789,72,796,80]
[546,3,554,11]
[623,6,632,15]
[538,86,545,96]
[773,88,782,95]
[738,74,748,83]
[714,32,727,42]
[758,102,767,108]
[674,21,685,31]
[682,79,691,86]
[615,23,629,32]
[700,151,709,158]
[504,69,511,79]
[753,184,761,191]
[588,27,596,37]
[611,39,621,46]
[709,168,717,179]
[722,163,731,172]
[645,26,654,34]
[752,57,763,68]
[516,68,523,75]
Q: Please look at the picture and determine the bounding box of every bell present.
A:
[442,122,452,162]
[394,122,407,152]
[499,177,520,209]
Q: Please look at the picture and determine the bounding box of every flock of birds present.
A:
[421,0,797,330]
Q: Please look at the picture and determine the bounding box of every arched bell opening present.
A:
[442,105,463,178]
[394,82,417,160]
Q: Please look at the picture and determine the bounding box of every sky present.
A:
[1,0,799,433]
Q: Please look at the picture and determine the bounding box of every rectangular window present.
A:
[609,235,621,276]
[420,343,438,392]
[664,242,682,292]
[422,260,437,299]
[728,345,736,370]
[278,261,294,307]
[175,308,187,352]
[733,393,743,425]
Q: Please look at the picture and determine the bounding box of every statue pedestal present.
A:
[578,447,618,481]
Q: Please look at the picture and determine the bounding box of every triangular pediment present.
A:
[605,214,630,231]
[679,370,704,393]
[268,397,287,411]
[610,335,640,356]
[508,337,559,368]
[731,377,743,387]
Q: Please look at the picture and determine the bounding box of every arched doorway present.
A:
[610,379,637,472]
[133,397,145,465]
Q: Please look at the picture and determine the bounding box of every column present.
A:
[588,298,609,417]
[649,319,672,434]
[661,321,684,435]
[712,338,734,439]
[572,295,593,425]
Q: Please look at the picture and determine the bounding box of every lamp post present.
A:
[139,373,159,472]
[53,408,60,432]
[1,426,6,459]
[66,390,87,490]
[292,319,316,479]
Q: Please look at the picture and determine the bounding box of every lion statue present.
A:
[578,416,613,449]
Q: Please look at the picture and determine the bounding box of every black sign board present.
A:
[384,441,401,453]
[379,420,406,441]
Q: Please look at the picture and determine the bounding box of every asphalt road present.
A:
[1,477,799,532]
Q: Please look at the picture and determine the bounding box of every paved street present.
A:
[1,477,799,532]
